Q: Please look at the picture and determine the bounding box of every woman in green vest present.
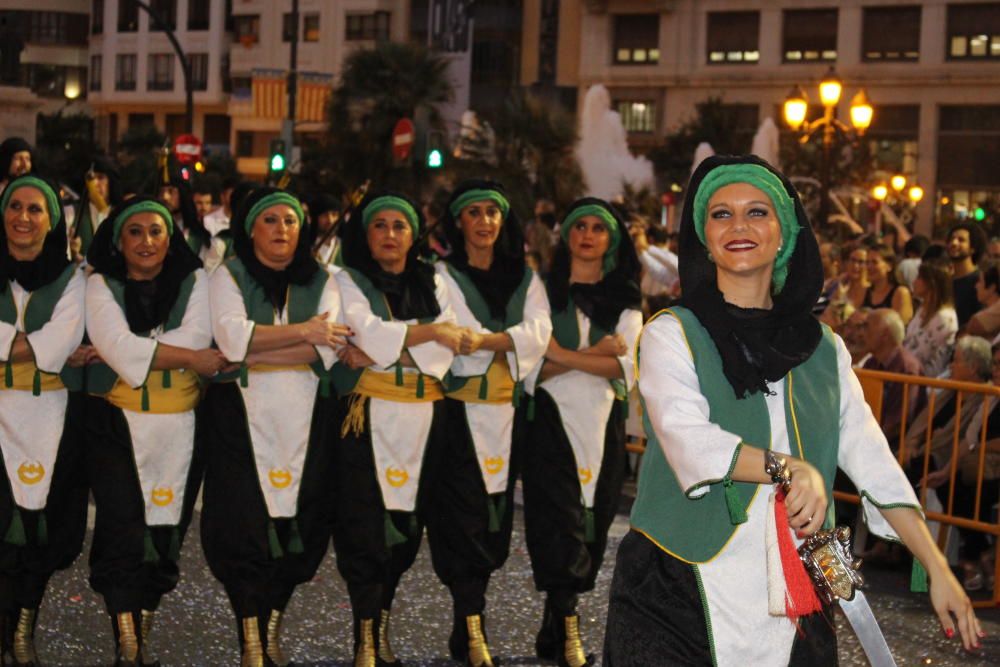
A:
[0,175,88,665]
[429,179,552,667]
[522,198,642,667]
[85,195,224,666]
[202,187,349,667]
[604,155,982,665]
[332,190,463,666]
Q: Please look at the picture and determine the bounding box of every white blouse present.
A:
[903,306,958,378]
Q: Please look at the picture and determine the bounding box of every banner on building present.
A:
[252,69,333,122]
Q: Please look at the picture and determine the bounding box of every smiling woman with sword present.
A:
[604,155,982,666]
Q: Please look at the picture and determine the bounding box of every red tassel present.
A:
[774,490,823,621]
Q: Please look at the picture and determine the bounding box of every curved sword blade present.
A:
[840,591,898,667]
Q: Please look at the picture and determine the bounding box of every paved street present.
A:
[31,499,1000,666]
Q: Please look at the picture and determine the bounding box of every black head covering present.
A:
[308,193,341,245]
[441,179,526,320]
[157,171,208,247]
[548,197,642,331]
[77,154,124,220]
[0,138,32,180]
[678,154,823,399]
[87,195,203,334]
[0,175,71,293]
[231,186,318,312]
[341,190,441,321]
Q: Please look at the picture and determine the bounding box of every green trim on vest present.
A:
[443,264,533,398]
[630,307,840,563]
[223,257,331,392]
[86,272,197,395]
[0,264,83,392]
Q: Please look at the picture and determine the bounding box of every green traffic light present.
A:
[427,149,443,169]
[270,153,286,172]
[975,207,986,222]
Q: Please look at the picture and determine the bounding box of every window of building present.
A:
[165,113,186,140]
[617,101,656,133]
[304,13,320,42]
[128,113,155,130]
[204,114,231,147]
[115,54,136,90]
[92,0,103,34]
[118,0,139,32]
[189,53,208,91]
[612,14,660,65]
[866,105,920,175]
[938,106,1000,188]
[90,54,102,91]
[24,12,88,46]
[783,9,837,62]
[148,53,174,91]
[150,0,176,31]
[948,3,1000,59]
[233,14,260,44]
[236,131,254,157]
[231,76,251,100]
[707,11,760,64]
[345,12,391,41]
[862,6,921,61]
[282,13,297,42]
[188,0,210,31]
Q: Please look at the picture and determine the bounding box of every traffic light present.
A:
[269,138,287,174]
[426,131,444,169]
[975,206,986,222]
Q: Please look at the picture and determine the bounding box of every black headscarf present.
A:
[157,166,209,247]
[0,175,71,293]
[76,154,123,219]
[230,186,318,312]
[678,154,823,399]
[0,138,32,180]
[441,179,526,320]
[87,195,203,334]
[308,193,341,246]
[548,197,642,331]
[341,190,441,321]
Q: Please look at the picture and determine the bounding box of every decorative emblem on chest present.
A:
[385,467,409,487]
[268,468,292,489]
[16,461,44,485]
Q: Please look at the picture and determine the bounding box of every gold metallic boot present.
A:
[114,611,140,666]
[139,610,161,666]
[377,609,401,666]
[465,615,495,667]
[265,610,288,666]
[354,618,376,667]
[558,616,593,667]
[12,608,38,666]
[240,617,265,667]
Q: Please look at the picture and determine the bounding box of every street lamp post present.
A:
[783,68,873,233]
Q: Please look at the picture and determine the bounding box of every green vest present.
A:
[75,202,98,258]
[630,306,840,563]
[87,272,198,398]
[222,257,331,395]
[330,265,437,397]
[549,298,627,403]
[0,265,83,392]
[443,264,533,403]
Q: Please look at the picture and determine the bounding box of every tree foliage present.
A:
[34,112,97,191]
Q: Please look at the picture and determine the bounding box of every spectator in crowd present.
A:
[308,193,341,266]
[923,341,1000,591]
[966,260,1000,341]
[821,244,869,326]
[988,236,1000,262]
[842,307,870,365]
[813,241,841,315]
[948,222,988,327]
[525,199,557,277]
[897,235,931,290]
[631,222,679,310]
[192,183,215,223]
[0,137,32,194]
[904,259,959,378]
[863,308,926,444]
[922,243,948,263]
[864,243,913,325]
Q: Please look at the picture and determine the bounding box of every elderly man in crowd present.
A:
[863,308,926,444]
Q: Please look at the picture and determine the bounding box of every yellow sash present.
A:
[251,363,311,374]
[2,361,64,392]
[106,370,201,414]
[341,369,443,438]
[446,354,515,405]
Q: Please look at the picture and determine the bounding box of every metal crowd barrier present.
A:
[624,368,1000,607]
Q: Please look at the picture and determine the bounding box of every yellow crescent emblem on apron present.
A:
[484,457,504,475]
[151,487,174,506]
[578,468,593,485]
[17,461,44,485]
[268,469,292,489]
[386,467,409,488]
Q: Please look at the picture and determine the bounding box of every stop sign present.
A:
[174,134,203,165]
[392,119,415,161]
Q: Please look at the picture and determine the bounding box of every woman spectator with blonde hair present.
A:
[904,259,958,378]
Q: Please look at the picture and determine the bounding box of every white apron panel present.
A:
[541,371,615,507]
[369,397,434,512]
[0,389,67,510]
[239,369,318,518]
[122,409,196,526]
[464,402,514,495]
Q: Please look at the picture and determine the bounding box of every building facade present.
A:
[527,0,1000,234]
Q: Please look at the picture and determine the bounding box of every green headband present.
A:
[560,204,622,274]
[112,200,175,240]
[0,176,61,231]
[449,189,510,220]
[244,192,304,236]
[361,196,420,236]
[692,163,799,292]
